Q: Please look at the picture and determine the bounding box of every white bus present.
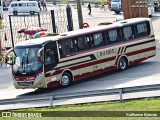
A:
[8,1,39,15]
[6,18,156,89]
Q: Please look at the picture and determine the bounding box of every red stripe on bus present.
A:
[129,55,155,65]
[45,46,155,78]
[70,56,116,70]
[115,55,121,68]
[45,46,155,77]
[121,46,124,54]
[126,46,156,56]
[47,55,155,87]
[45,70,63,77]
[47,81,60,87]
[74,66,117,80]
[45,56,116,77]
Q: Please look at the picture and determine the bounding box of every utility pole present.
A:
[76,0,83,29]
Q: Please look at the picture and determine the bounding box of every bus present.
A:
[6,18,156,89]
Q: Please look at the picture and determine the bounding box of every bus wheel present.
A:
[60,73,72,87]
[115,11,120,14]
[118,57,128,71]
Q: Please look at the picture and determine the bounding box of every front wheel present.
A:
[60,73,72,88]
[118,57,128,71]
[115,11,120,14]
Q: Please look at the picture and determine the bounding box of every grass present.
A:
[1,98,160,120]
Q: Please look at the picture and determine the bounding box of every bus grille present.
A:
[17,81,34,86]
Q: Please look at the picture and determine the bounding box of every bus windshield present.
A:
[12,47,43,76]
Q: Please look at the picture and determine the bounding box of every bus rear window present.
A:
[136,22,150,37]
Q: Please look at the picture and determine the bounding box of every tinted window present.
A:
[123,26,133,40]
[19,3,26,7]
[136,22,150,37]
[59,39,74,56]
[76,36,90,51]
[92,32,104,47]
[108,29,119,43]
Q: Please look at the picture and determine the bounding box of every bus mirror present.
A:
[37,47,44,63]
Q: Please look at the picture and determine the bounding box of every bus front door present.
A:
[44,41,59,72]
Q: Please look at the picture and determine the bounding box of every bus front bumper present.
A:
[13,77,47,89]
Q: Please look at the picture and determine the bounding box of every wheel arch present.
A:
[117,55,129,69]
[61,69,74,82]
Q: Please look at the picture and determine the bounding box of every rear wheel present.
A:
[118,57,128,71]
[13,11,18,15]
[115,11,120,14]
[60,72,72,88]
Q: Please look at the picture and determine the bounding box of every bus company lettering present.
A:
[99,49,115,57]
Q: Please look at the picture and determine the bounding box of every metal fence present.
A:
[0,84,160,107]
[0,6,73,49]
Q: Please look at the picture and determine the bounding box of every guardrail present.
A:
[0,84,160,107]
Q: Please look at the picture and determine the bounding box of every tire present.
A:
[30,11,35,15]
[118,57,128,71]
[13,11,18,15]
[60,72,72,88]
[115,11,120,14]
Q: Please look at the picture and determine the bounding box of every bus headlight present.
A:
[35,72,43,81]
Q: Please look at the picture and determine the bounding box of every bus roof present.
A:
[15,18,151,48]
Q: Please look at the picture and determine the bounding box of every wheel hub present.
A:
[61,75,69,86]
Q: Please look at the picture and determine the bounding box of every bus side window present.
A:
[76,36,90,51]
[123,26,133,41]
[92,32,104,48]
[108,29,119,44]
[136,22,150,37]
[59,39,74,57]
